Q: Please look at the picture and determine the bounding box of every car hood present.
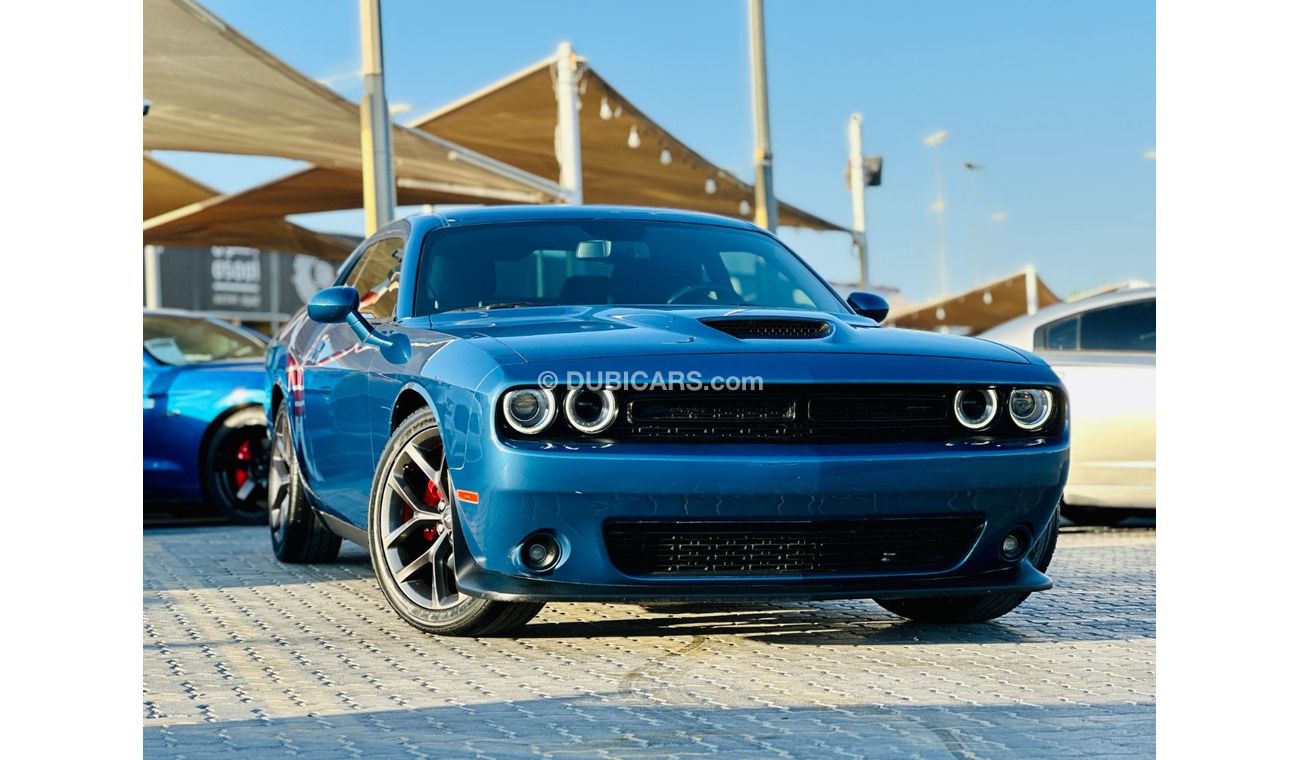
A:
[418,306,1027,365]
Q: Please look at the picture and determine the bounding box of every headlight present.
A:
[1008,388,1054,430]
[564,388,618,434]
[953,389,998,430]
[502,388,556,434]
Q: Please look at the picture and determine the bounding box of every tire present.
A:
[367,407,543,637]
[204,407,271,525]
[267,405,341,563]
[1062,504,1132,527]
[875,504,1060,624]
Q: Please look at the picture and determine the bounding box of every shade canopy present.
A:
[143,156,354,261]
[143,0,563,203]
[144,19,847,243]
[889,269,1061,333]
[410,57,847,232]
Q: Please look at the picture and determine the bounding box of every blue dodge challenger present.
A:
[266,206,1068,636]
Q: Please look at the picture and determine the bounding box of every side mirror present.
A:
[307,286,360,324]
[306,286,410,363]
[847,291,890,323]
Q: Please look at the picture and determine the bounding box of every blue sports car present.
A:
[265,206,1068,636]
[145,309,269,523]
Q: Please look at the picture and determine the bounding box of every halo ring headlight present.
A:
[502,388,556,434]
[564,388,618,434]
[954,389,998,430]
[1008,388,1054,431]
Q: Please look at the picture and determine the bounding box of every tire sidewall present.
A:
[366,408,492,632]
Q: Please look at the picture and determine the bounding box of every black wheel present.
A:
[875,505,1060,624]
[267,405,341,563]
[368,407,543,637]
[204,407,270,525]
[1061,504,1132,527]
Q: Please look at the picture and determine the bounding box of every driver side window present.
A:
[345,237,405,321]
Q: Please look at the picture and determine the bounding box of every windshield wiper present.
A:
[442,301,542,313]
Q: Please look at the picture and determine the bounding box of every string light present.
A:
[599,96,613,120]
[739,200,752,216]
[627,125,641,149]
[704,178,717,194]
[659,149,672,165]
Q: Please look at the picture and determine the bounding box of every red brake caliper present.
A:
[233,439,252,488]
[421,478,443,541]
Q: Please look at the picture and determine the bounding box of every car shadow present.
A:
[144,525,1152,645]
[144,694,1155,757]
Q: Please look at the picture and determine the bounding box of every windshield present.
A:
[414,220,847,315]
[143,314,266,365]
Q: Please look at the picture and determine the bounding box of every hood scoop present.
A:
[699,317,832,339]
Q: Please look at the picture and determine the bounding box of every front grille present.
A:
[604,516,986,576]
[700,318,831,339]
[623,386,957,442]
[496,384,1065,443]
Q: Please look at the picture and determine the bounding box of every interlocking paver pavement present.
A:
[143,524,1155,758]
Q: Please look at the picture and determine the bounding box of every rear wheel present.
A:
[204,407,270,525]
[875,505,1060,624]
[368,407,543,636]
[267,405,341,563]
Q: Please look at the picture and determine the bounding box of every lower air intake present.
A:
[604,516,985,576]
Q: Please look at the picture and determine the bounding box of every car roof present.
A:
[980,286,1156,345]
[399,205,769,234]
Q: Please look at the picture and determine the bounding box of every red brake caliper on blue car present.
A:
[422,479,442,541]
[233,439,253,489]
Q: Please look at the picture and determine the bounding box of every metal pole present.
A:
[143,245,161,308]
[554,42,584,205]
[1025,264,1039,316]
[748,0,778,231]
[359,0,396,235]
[848,114,868,288]
[268,252,281,335]
[924,130,950,297]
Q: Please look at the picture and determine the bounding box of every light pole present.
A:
[924,130,950,297]
[964,160,986,285]
[848,114,868,288]
[359,0,396,235]
[554,42,584,205]
[748,0,778,231]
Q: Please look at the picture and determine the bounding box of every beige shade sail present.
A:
[145,42,847,239]
[143,156,354,261]
[143,0,563,203]
[889,269,1061,333]
[142,165,514,249]
[411,57,846,232]
[144,154,216,220]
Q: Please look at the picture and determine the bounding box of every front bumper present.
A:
[448,436,1069,602]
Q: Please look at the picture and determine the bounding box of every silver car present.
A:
[980,287,1155,525]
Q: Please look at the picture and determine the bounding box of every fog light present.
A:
[1001,531,1026,560]
[521,533,560,572]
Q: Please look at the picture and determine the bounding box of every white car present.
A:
[980,287,1155,525]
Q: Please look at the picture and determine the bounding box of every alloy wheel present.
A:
[378,428,462,610]
[215,427,269,516]
[268,411,293,542]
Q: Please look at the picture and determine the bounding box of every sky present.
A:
[157,0,1154,303]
